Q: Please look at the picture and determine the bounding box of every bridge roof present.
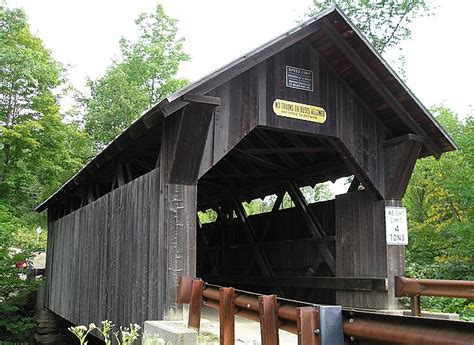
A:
[36,6,456,212]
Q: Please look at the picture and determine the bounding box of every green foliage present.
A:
[0,204,40,340]
[420,297,474,321]
[0,3,92,223]
[198,209,218,224]
[0,3,92,339]
[404,106,474,317]
[69,321,145,345]
[309,0,433,53]
[84,4,189,149]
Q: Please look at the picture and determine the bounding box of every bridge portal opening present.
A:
[196,127,354,304]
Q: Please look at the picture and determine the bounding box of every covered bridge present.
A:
[36,7,456,327]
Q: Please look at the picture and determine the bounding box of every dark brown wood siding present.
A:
[198,40,387,197]
[261,42,386,196]
[335,190,391,308]
[46,168,162,327]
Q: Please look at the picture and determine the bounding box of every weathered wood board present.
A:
[46,168,162,327]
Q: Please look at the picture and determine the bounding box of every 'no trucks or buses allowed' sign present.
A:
[385,206,408,245]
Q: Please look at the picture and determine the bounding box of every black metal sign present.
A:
[286,66,313,92]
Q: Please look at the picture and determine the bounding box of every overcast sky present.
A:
[9,0,474,117]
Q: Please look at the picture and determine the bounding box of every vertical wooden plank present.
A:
[198,106,215,178]
[44,211,54,309]
[129,179,137,325]
[113,187,122,325]
[75,210,83,323]
[138,174,146,323]
[149,167,162,319]
[213,82,231,163]
[164,183,197,320]
[106,189,115,322]
[258,61,267,126]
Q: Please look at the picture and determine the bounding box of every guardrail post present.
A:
[411,295,421,316]
[258,294,279,345]
[296,306,320,345]
[188,279,204,329]
[219,287,235,345]
[177,276,193,304]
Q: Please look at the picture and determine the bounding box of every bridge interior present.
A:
[196,127,357,304]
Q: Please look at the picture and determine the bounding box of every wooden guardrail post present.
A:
[296,306,320,345]
[188,278,204,329]
[410,295,421,316]
[177,276,474,345]
[219,287,235,345]
[258,294,279,345]
[395,276,474,316]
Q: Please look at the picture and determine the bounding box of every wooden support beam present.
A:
[87,184,94,204]
[116,162,126,186]
[286,182,336,274]
[283,133,317,164]
[199,236,336,253]
[347,176,360,192]
[383,133,428,148]
[242,191,291,276]
[204,160,346,192]
[128,119,148,139]
[233,148,288,171]
[182,93,222,106]
[202,275,388,292]
[307,254,324,276]
[287,182,327,237]
[386,140,423,199]
[243,146,332,155]
[125,163,132,182]
[232,198,275,278]
[321,18,441,158]
[254,130,299,169]
[221,156,249,175]
[168,103,215,184]
[198,208,227,273]
[258,192,284,242]
[329,139,382,200]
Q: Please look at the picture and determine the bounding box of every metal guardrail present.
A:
[395,276,474,316]
[177,276,474,345]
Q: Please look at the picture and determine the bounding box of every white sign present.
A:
[385,206,408,245]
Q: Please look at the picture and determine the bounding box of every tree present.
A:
[84,4,190,148]
[404,106,474,319]
[308,0,434,75]
[0,4,92,338]
[0,4,92,222]
[1,4,62,189]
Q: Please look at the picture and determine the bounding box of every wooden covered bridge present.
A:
[37,7,457,330]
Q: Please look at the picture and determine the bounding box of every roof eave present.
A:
[35,106,165,212]
[330,7,457,153]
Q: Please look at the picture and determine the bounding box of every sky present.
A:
[7,0,474,194]
[8,0,474,117]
